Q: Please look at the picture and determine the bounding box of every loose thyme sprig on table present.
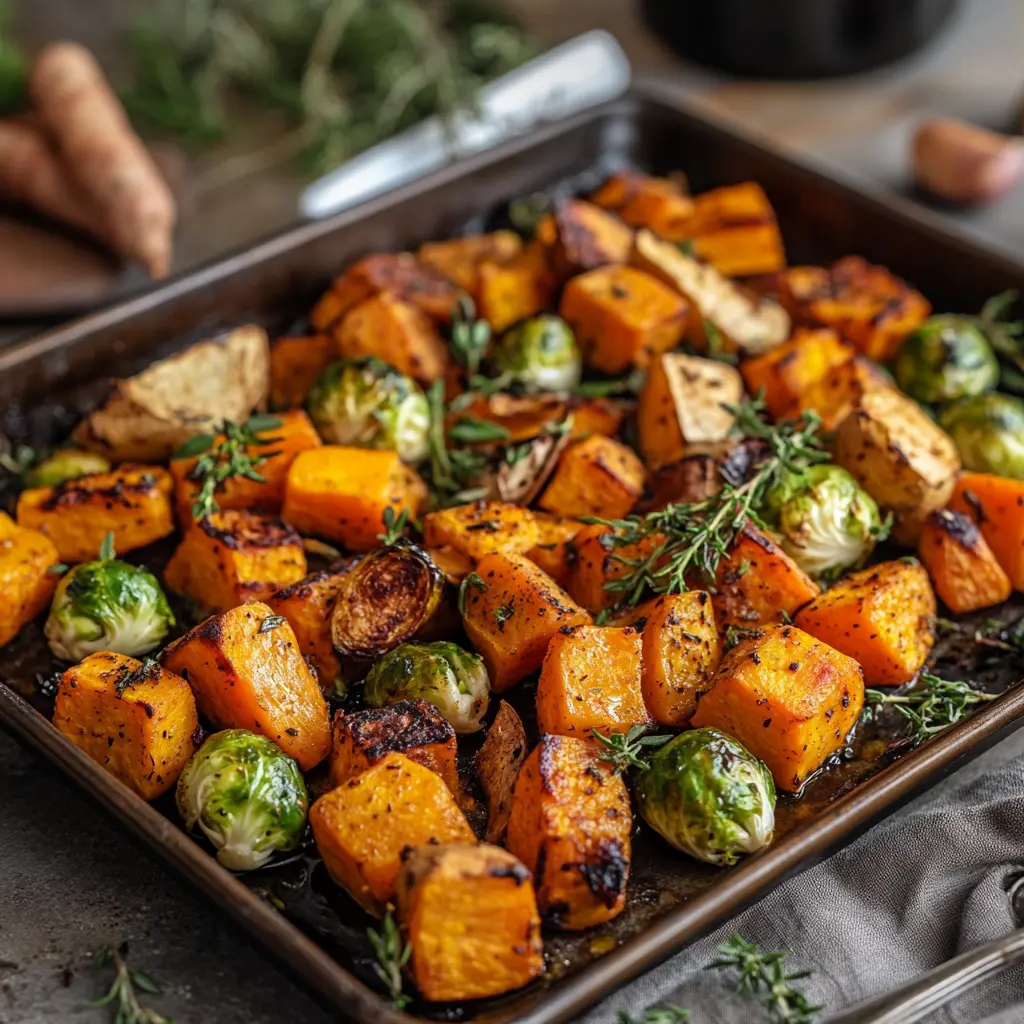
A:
[91,944,173,1024]
[617,1005,691,1023]
[367,910,412,1010]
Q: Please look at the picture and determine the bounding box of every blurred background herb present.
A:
[0,0,26,115]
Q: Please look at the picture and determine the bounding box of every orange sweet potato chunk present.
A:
[423,501,540,561]
[566,524,662,614]
[551,199,634,278]
[794,354,892,430]
[685,182,786,277]
[527,514,583,589]
[310,752,474,914]
[506,735,631,930]
[418,231,522,292]
[591,171,695,239]
[476,241,555,333]
[691,624,864,793]
[794,559,936,687]
[949,472,1024,590]
[162,602,331,769]
[539,434,645,521]
[54,652,199,801]
[270,335,335,409]
[0,512,58,648]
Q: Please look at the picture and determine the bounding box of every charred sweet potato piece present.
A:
[794,354,891,430]
[794,559,936,686]
[476,699,528,843]
[476,241,555,333]
[17,465,174,564]
[462,551,591,691]
[559,264,690,375]
[949,472,1024,589]
[527,514,583,589]
[269,335,335,409]
[54,652,199,800]
[328,701,458,793]
[566,524,662,615]
[591,171,695,239]
[0,512,59,648]
[418,231,522,292]
[569,396,627,439]
[536,625,650,737]
[310,751,474,914]
[685,182,786,277]
[551,199,634,278]
[918,509,1011,614]
[162,602,331,769]
[423,501,540,562]
[283,446,428,552]
[506,735,631,930]
[164,511,307,614]
[539,435,645,521]
[691,624,864,793]
[396,843,543,1002]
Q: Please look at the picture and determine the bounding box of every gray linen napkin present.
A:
[583,729,1024,1024]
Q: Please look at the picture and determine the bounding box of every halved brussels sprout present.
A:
[305,357,430,463]
[331,543,443,659]
[176,729,308,871]
[490,315,582,393]
[364,640,490,733]
[892,316,999,405]
[24,449,112,489]
[635,728,775,866]
[939,392,1024,479]
[761,463,884,581]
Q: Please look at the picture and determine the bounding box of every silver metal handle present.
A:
[825,928,1024,1024]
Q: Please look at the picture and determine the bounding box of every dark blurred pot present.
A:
[641,0,959,78]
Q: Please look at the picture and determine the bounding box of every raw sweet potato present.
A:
[282,446,428,552]
[423,501,540,561]
[162,602,331,769]
[527,514,583,589]
[949,472,1024,589]
[539,435,645,521]
[550,199,634,278]
[461,551,591,691]
[476,240,555,333]
[54,652,199,800]
[310,751,474,914]
[0,512,59,648]
[794,559,936,686]
[536,625,650,737]
[17,464,174,564]
[506,734,631,930]
[396,843,543,1002]
[269,335,335,409]
[918,509,1011,614]
[418,231,522,292]
[691,624,864,793]
[475,699,528,843]
[590,171,695,238]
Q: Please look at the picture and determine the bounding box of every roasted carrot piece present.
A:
[418,231,522,292]
[269,335,335,409]
[948,472,1024,589]
[527,514,583,589]
[539,435,645,521]
[422,501,540,561]
[0,512,59,648]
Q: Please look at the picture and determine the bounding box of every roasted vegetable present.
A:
[476,240,555,333]
[506,735,631,930]
[566,523,662,615]
[176,729,308,871]
[490,314,582,393]
[892,316,999,404]
[365,641,490,734]
[418,231,522,292]
[939,393,1024,479]
[422,501,540,561]
[691,624,865,792]
[635,728,775,865]
[24,449,111,489]
[550,199,634,278]
[0,512,59,648]
[949,472,1024,589]
[162,602,331,770]
[526,514,582,589]
[54,652,199,801]
[310,751,474,915]
[269,334,334,410]
[475,699,528,843]
[331,543,443,658]
[794,559,936,686]
[396,843,543,1002]
[795,353,891,430]
[590,170,695,238]
[539,434,645,520]
[304,357,430,463]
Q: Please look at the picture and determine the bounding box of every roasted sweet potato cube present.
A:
[0,512,58,648]
[794,354,891,430]
[162,602,331,769]
[477,241,555,333]
[568,396,627,439]
[539,435,645,521]
[566,524,661,614]
[328,701,458,794]
[462,551,591,691]
[283,446,428,552]
[685,182,786,277]
[794,559,936,686]
[591,171,695,239]
[310,752,474,914]
[527,514,582,589]
[423,501,540,561]
[333,292,450,386]
[551,199,634,278]
[397,843,543,1002]
[164,510,307,613]
[269,335,335,409]
[691,624,864,793]
[506,735,631,930]
[54,652,199,800]
[918,509,1011,615]
[536,624,649,737]
[17,464,174,564]
[426,544,474,584]
[418,231,522,292]
[949,472,1024,589]
[559,264,690,375]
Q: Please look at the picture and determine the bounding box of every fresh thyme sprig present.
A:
[367,910,411,1010]
[450,297,492,378]
[91,944,173,1024]
[591,725,673,775]
[973,615,1024,666]
[574,370,645,399]
[377,507,410,546]
[457,571,487,616]
[617,1006,691,1024]
[426,381,490,507]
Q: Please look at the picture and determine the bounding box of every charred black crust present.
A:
[39,473,158,511]
[541,900,570,929]
[270,571,331,601]
[488,863,532,886]
[346,699,454,761]
[577,839,628,908]
[932,508,980,549]
[199,513,301,550]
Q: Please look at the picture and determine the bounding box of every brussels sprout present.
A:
[305,357,430,463]
[176,729,307,871]
[44,536,174,662]
[761,463,884,581]
[634,728,775,867]
[939,392,1024,479]
[24,449,112,489]
[892,316,999,405]
[364,640,490,733]
[490,315,582,393]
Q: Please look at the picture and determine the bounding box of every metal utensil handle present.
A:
[825,928,1024,1024]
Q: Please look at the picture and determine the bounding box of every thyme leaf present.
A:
[367,909,411,1010]
[591,725,673,775]
[91,943,173,1024]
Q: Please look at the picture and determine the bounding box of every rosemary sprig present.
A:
[591,725,673,775]
[377,507,410,546]
[367,910,411,1010]
[91,944,173,1024]
[618,1006,690,1024]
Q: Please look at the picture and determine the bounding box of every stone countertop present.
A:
[3,2,1024,1023]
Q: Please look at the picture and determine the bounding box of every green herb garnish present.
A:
[591,725,673,775]
[91,944,172,1024]
[367,910,411,1010]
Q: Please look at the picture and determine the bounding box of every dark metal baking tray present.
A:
[3,85,1024,1024]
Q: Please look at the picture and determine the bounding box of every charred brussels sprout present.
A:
[491,315,582,393]
[939,392,1024,479]
[762,464,884,581]
[305,357,430,463]
[364,640,490,733]
[176,729,307,871]
[635,728,775,866]
[24,449,111,489]
[892,316,999,405]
